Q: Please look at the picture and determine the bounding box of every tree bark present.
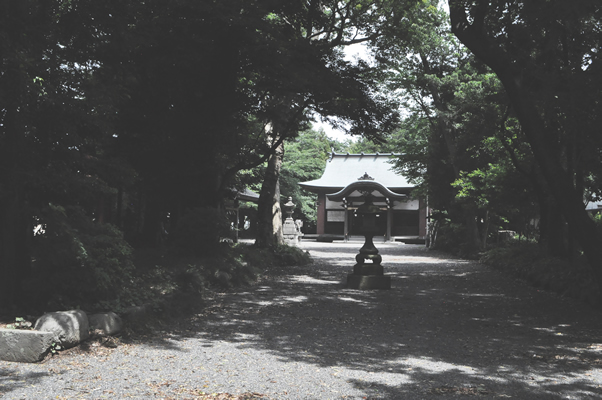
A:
[0,187,31,308]
[255,140,285,248]
[0,94,32,307]
[140,192,166,247]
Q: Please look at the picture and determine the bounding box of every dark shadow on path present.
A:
[4,243,600,399]
[171,242,602,399]
[0,366,51,396]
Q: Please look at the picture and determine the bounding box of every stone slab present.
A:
[0,329,55,363]
[347,274,391,290]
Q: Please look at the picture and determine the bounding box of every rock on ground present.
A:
[34,310,89,349]
[88,312,123,337]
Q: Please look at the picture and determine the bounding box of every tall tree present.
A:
[374,2,497,251]
[0,1,44,306]
[372,1,555,252]
[99,0,410,248]
[449,1,602,284]
[250,0,420,247]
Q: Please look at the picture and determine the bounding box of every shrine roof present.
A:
[237,188,260,203]
[298,152,413,192]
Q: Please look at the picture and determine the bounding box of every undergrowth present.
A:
[11,236,311,324]
[480,242,601,306]
[126,242,311,320]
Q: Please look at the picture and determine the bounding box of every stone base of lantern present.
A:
[282,218,302,246]
[353,264,384,275]
[283,235,301,246]
[347,274,391,290]
[348,261,390,289]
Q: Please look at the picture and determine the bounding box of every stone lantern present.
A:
[282,197,303,245]
[327,177,406,289]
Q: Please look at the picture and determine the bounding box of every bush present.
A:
[594,212,602,236]
[25,204,311,317]
[432,222,479,258]
[480,242,600,305]
[117,241,309,322]
[183,252,258,290]
[141,245,260,295]
[30,205,143,311]
[273,244,312,266]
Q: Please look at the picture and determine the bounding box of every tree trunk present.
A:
[464,204,482,252]
[481,210,490,248]
[272,175,284,244]
[0,188,32,308]
[540,196,568,258]
[140,192,166,247]
[255,140,284,248]
[0,95,31,307]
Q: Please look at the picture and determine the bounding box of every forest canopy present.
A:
[1,0,602,309]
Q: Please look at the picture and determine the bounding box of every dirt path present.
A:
[2,242,602,399]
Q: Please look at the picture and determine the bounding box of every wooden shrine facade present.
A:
[299,152,427,242]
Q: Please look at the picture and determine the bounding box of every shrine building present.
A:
[299,152,427,242]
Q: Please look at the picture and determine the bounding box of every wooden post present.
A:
[317,192,326,235]
[419,198,428,238]
[343,198,349,242]
[386,201,392,242]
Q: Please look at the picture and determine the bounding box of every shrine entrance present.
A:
[348,208,387,237]
[299,152,427,242]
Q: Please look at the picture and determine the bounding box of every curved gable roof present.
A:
[327,180,407,201]
[299,152,413,192]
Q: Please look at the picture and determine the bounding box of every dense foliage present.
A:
[0,0,418,311]
[448,0,602,287]
[2,0,602,310]
[349,1,602,299]
[279,128,335,232]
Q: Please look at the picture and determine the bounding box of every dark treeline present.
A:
[0,0,414,310]
[349,1,602,302]
[1,0,602,310]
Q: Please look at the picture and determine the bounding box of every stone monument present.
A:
[282,197,303,245]
[346,192,391,289]
[327,176,406,289]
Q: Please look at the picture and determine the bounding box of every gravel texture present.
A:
[2,241,602,399]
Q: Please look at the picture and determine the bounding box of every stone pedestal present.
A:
[347,274,391,290]
[283,218,301,245]
[282,197,303,246]
[326,179,401,290]
[346,230,391,290]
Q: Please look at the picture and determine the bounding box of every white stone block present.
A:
[0,329,55,363]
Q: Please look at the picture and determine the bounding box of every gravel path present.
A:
[2,242,602,399]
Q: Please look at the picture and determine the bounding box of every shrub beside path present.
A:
[2,242,602,399]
